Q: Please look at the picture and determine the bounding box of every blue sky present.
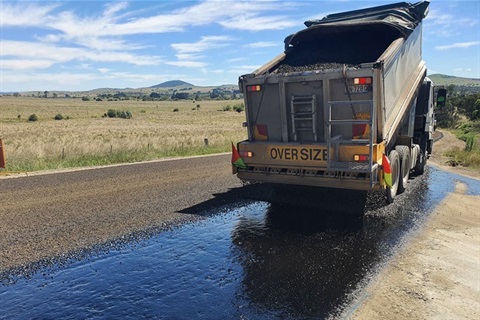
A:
[1,0,479,92]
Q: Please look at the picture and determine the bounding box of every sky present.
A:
[0,0,479,92]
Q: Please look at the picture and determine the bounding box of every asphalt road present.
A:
[0,154,242,272]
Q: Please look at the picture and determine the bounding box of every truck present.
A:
[233,1,447,206]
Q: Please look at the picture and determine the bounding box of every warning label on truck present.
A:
[267,146,328,165]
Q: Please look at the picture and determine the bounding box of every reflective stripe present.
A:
[382,154,392,187]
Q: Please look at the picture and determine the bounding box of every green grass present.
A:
[7,144,228,172]
[444,121,480,170]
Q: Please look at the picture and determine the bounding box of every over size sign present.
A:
[267,146,328,165]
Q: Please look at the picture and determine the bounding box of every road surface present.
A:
[0,154,241,272]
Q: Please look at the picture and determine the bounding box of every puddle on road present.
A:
[1,167,479,319]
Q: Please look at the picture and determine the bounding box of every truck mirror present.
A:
[436,88,447,108]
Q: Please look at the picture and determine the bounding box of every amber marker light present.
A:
[240,151,254,158]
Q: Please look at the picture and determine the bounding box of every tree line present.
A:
[436,84,480,127]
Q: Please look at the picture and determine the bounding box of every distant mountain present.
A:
[150,80,194,88]
[429,74,480,88]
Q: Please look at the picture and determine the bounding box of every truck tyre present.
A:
[414,150,426,175]
[414,137,428,175]
[395,145,411,194]
[386,150,400,204]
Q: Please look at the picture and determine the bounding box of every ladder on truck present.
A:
[326,100,379,188]
[291,95,318,142]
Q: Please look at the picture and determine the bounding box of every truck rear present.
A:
[233,1,442,203]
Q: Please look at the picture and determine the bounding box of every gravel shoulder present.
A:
[351,129,480,319]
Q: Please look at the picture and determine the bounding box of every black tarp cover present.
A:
[303,1,429,37]
[281,1,430,65]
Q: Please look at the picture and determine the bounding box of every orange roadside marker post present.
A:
[0,139,26,176]
[0,138,5,169]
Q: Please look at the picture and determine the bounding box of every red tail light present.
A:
[353,77,372,85]
[354,154,369,161]
[247,85,262,92]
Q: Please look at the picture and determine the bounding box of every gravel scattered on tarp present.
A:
[274,63,354,73]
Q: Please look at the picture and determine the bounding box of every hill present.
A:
[429,74,480,88]
[150,80,194,88]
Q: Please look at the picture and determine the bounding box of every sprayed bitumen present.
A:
[0,167,479,319]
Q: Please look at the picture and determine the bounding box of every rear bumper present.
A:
[234,141,384,191]
[236,167,382,191]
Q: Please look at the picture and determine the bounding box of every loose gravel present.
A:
[0,154,242,275]
[274,62,354,73]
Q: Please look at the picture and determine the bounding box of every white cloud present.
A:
[5,72,99,87]
[425,9,478,37]
[170,36,233,68]
[0,40,162,69]
[3,1,297,45]
[244,42,277,49]
[228,65,262,74]
[171,36,234,54]
[0,59,55,70]
[452,68,476,77]
[435,41,480,51]
[0,2,58,27]
[106,72,161,83]
[103,2,129,17]
[219,15,296,31]
[1,0,297,75]
[166,61,207,68]
[227,57,246,63]
[3,70,169,91]
[426,9,478,27]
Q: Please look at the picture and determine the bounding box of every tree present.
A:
[473,99,480,121]
[435,88,459,127]
[150,92,161,99]
[458,93,480,121]
[43,91,49,98]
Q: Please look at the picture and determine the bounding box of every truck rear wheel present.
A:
[386,150,401,204]
[395,145,411,193]
[414,150,426,175]
[414,138,428,175]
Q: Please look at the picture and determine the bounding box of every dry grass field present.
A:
[0,96,247,171]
